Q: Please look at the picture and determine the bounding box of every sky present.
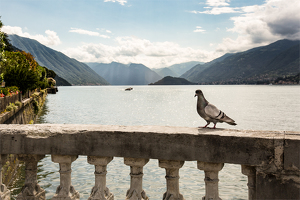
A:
[0,0,299,68]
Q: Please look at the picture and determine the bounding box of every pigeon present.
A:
[194,89,237,129]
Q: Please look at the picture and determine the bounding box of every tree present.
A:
[1,51,39,93]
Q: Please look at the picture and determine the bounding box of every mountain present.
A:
[168,61,204,76]
[181,53,233,81]
[149,76,197,85]
[152,61,203,77]
[181,39,300,84]
[152,67,178,77]
[8,34,109,85]
[86,62,162,85]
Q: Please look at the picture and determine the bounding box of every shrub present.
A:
[6,103,18,112]
[15,100,22,107]
[0,88,8,96]
[32,100,39,114]
[1,51,39,93]
[7,86,19,93]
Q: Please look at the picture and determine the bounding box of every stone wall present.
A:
[0,90,47,124]
[0,90,47,195]
[0,125,299,199]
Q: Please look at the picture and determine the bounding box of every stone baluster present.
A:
[0,154,10,200]
[124,158,149,200]
[16,154,45,200]
[51,155,80,200]
[197,162,224,200]
[159,160,185,200]
[241,165,256,200]
[87,156,114,200]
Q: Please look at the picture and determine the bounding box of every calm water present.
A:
[19,85,300,199]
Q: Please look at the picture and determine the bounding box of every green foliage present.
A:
[0,17,13,64]
[32,100,39,114]
[15,100,22,107]
[6,103,18,112]
[43,66,56,78]
[0,88,8,96]
[1,51,39,93]
[6,86,19,93]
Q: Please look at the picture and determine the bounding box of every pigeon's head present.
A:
[194,90,203,97]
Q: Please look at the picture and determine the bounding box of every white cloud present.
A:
[1,26,61,46]
[69,28,110,38]
[216,0,300,53]
[197,6,241,15]
[194,26,206,33]
[104,0,127,6]
[62,36,220,68]
[206,0,230,7]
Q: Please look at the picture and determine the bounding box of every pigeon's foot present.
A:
[208,126,216,129]
[198,126,209,128]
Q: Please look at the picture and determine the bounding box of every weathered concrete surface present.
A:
[0,124,299,167]
[0,124,300,199]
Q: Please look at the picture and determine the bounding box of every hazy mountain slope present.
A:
[87,62,162,85]
[169,61,203,76]
[152,67,178,77]
[182,39,299,83]
[8,34,109,85]
[181,53,232,80]
[149,76,197,85]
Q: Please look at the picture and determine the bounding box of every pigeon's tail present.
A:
[217,111,237,126]
[227,121,237,126]
[223,116,237,126]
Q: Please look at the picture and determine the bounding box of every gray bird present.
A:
[194,89,237,129]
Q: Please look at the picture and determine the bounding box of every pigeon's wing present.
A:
[205,103,237,125]
[204,103,221,119]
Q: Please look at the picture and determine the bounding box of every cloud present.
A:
[194,26,206,33]
[69,28,110,38]
[104,0,127,6]
[206,0,230,7]
[196,6,241,15]
[1,26,61,46]
[62,36,220,68]
[215,0,300,53]
[191,0,240,15]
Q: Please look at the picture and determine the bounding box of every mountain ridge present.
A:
[86,62,162,85]
[8,34,109,85]
[181,39,299,84]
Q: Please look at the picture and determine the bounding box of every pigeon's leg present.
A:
[211,123,217,129]
[199,122,210,128]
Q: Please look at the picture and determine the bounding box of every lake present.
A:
[13,85,300,199]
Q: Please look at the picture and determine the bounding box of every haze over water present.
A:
[27,85,299,199]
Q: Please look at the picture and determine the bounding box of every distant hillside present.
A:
[181,53,232,81]
[86,62,162,85]
[149,76,197,85]
[8,34,109,85]
[153,61,203,77]
[169,61,203,76]
[152,67,178,77]
[55,75,72,86]
[181,39,299,84]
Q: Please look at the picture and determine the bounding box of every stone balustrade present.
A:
[0,124,299,200]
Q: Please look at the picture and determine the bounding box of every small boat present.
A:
[125,87,133,91]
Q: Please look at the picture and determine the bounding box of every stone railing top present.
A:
[0,124,299,170]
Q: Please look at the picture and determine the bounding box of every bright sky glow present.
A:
[1,0,299,68]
